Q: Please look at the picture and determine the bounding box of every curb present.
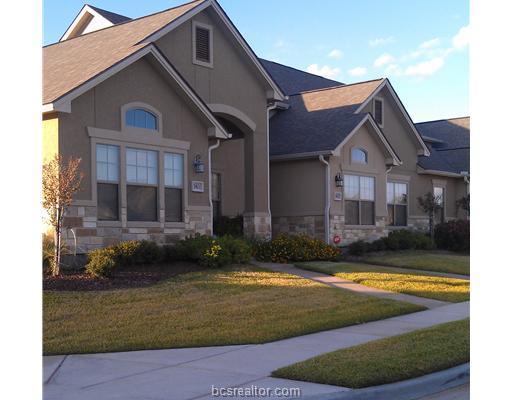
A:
[303,363,469,400]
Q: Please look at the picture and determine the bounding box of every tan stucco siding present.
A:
[211,138,245,216]
[330,122,389,218]
[270,159,324,217]
[155,8,270,214]
[42,113,59,163]
[58,57,210,204]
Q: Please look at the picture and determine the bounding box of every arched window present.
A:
[125,108,158,130]
[351,148,368,164]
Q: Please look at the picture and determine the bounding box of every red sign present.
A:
[333,235,341,244]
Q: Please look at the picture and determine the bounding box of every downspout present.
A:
[319,155,330,244]
[266,102,279,239]
[208,139,221,236]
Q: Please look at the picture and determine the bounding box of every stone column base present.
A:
[243,212,271,239]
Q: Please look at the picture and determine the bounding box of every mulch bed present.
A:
[43,262,205,291]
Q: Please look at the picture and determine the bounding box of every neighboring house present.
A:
[42,0,469,252]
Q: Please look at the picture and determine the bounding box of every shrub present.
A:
[86,248,118,278]
[434,220,470,252]
[253,234,341,263]
[382,230,434,251]
[42,233,69,270]
[367,238,387,252]
[114,240,162,266]
[214,215,244,237]
[348,240,368,256]
[217,235,252,264]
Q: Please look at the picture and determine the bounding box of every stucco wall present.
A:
[43,113,59,163]
[155,8,270,215]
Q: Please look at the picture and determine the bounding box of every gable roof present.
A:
[269,79,387,157]
[87,5,132,24]
[44,0,284,109]
[416,116,470,174]
[259,59,343,96]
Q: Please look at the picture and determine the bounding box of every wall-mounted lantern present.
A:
[335,173,343,188]
[193,155,205,173]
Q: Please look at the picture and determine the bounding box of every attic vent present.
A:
[374,98,384,126]
[193,22,212,67]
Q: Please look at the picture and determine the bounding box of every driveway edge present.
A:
[302,363,469,400]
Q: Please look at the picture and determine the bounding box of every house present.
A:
[42,0,469,252]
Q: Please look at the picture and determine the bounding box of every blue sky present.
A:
[43,0,469,122]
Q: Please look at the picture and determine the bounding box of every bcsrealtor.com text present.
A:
[211,385,302,398]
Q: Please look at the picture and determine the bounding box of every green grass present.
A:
[273,318,469,388]
[361,251,469,276]
[297,262,469,302]
[43,265,424,355]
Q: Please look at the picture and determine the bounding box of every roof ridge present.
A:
[290,78,384,96]
[259,58,344,84]
[86,4,131,20]
[45,0,206,48]
[416,116,470,124]
[436,146,470,151]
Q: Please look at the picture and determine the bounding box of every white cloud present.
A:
[369,36,395,47]
[306,64,341,79]
[328,49,343,60]
[404,57,445,77]
[348,66,367,77]
[374,53,395,67]
[419,38,441,49]
[384,64,402,76]
[452,25,469,50]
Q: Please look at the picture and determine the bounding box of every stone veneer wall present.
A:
[61,204,211,253]
[244,213,272,239]
[271,215,325,240]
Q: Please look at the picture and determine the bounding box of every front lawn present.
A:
[273,318,469,388]
[361,251,469,275]
[297,262,469,302]
[43,265,424,355]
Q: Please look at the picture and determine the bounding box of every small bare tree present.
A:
[417,192,443,240]
[42,155,83,276]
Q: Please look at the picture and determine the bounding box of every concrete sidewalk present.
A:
[256,262,451,309]
[43,302,469,400]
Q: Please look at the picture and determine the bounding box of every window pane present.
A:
[147,151,157,167]
[434,207,444,224]
[97,183,118,221]
[164,153,184,188]
[165,188,182,222]
[97,162,108,181]
[344,175,359,200]
[361,201,375,225]
[127,165,137,182]
[345,200,359,225]
[134,109,145,128]
[126,148,136,165]
[395,183,407,204]
[360,176,374,201]
[127,185,157,221]
[387,182,394,204]
[351,148,367,164]
[375,99,383,124]
[434,187,444,205]
[107,163,118,182]
[147,167,157,185]
[387,204,395,226]
[136,150,147,166]
[126,109,135,127]
[395,205,407,226]
[126,109,158,130]
[96,145,107,162]
[173,170,182,188]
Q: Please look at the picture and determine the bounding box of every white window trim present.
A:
[343,174,376,227]
[387,180,409,227]
[121,102,163,135]
[373,97,384,128]
[192,20,214,68]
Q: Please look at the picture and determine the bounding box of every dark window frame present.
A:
[374,98,384,126]
[344,175,376,226]
[164,152,184,223]
[125,108,158,131]
[96,144,120,221]
[387,181,408,227]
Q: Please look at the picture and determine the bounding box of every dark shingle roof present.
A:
[416,117,470,173]
[88,5,132,24]
[270,80,383,157]
[259,59,343,96]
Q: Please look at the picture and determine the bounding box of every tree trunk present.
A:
[53,208,61,276]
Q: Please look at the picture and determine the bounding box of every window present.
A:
[164,153,184,222]
[344,175,375,225]
[387,182,408,226]
[193,21,213,67]
[126,148,158,221]
[96,144,119,221]
[374,98,383,126]
[351,148,368,164]
[125,108,157,130]
[434,186,445,224]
